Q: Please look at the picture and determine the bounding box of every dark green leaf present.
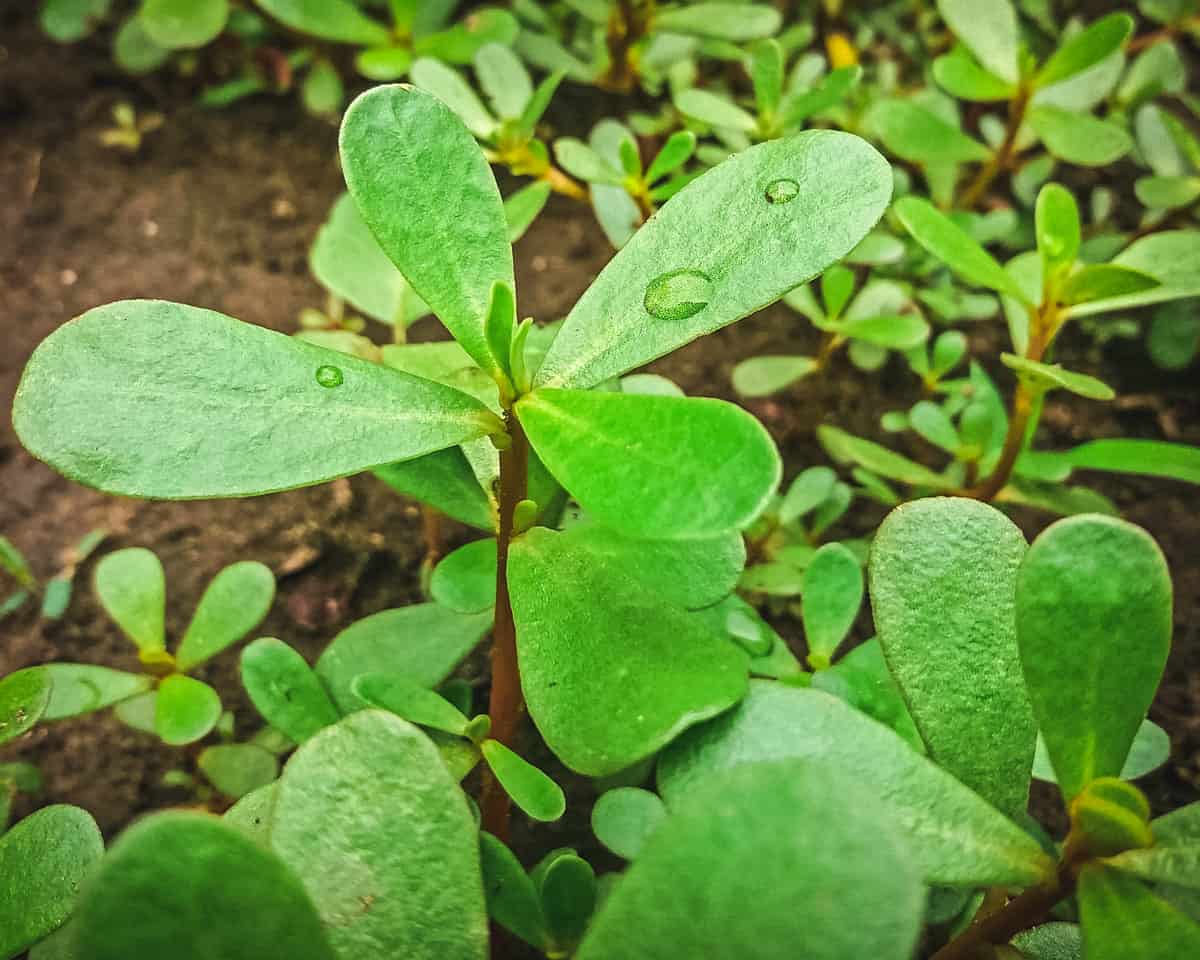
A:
[479,832,549,948]
[810,638,925,752]
[540,854,595,950]
[374,448,495,532]
[242,638,340,743]
[933,45,1017,102]
[782,66,862,127]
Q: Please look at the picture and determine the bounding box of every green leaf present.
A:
[818,425,952,488]
[508,527,748,776]
[242,638,340,744]
[657,684,1054,886]
[1036,183,1081,280]
[316,603,493,712]
[301,59,342,115]
[810,638,925,752]
[534,130,891,389]
[933,45,1017,102]
[870,498,1036,819]
[413,9,518,64]
[13,301,498,498]
[652,3,781,41]
[94,547,165,654]
[908,401,960,453]
[176,561,274,671]
[270,711,487,960]
[481,739,565,822]
[644,131,697,186]
[0,805,103,958]
[475,42,531,120]
[1108,804,1200,890]
[479,832,549,948]
[801,543,862,669]
[1063,439,1200,485]
[578,761,923,960]
[540,853,596,951]
[936,0,1019,84]
[751,40,783,118]
[780,466,837,525]
[782,65,862,127]
[340,85,513,378]
[1001,354,1115,400]
[517,389,780,539]
[1061,265,1160,306]
[0,536,34,589]
[352,673,470,736]
[198,744,279,798]
[156,674,221,745]
[1135,175,1200,210]
[1035,13,1134,89]
[355,46,414,82]
[895,197,1031,303]
[1028,107,1133,166]
[252,0,390,45]
[674,89,758,134]
[1033,719,1169,784]
[430,539,497,614]
[731,355,817,396]
[72,811,334,960]
[373,448,494,531]
[592,787,668,861]
[0,668,51,746]
[504,181,552,243]
[1010,923,1082,959]
[41,664,152,720]
[839,314,930,349]
[1078,865,1200,959]
[410,58,497,140]
[1016,516,1172,800]
[40,0,112,43]
[141,0,229,50]
[867,99,992,166]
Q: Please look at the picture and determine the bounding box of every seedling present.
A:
[0,530,106,623]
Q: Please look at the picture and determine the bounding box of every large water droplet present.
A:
[643,269,712,322]
[315,364,343,388]
[764,178,800,204]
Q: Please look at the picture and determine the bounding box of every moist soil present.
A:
[2,2,1199,927]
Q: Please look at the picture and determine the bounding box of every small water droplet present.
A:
[644,269,712,322]
[315,364,343,388]
[764,178,800,205]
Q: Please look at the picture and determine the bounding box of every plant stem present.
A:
[480,413,529,844]
[964,381,1033,502]
[541,164,590,201]
[602,0,650,93]
[958,85,1031,211]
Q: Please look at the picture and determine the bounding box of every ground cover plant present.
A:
[4,2,1200,959]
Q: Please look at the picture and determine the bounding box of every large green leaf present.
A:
[94,547,165,654]
[176,562,275,671]
[578,761,923,960]
[316,604,493,713]
[534,131,891,389]
[1063,439,1200,485]
[242,638,341,743]
[71,812,334,960]
[340,85,512,378]
[591,788,668,861]
[656,684,1055,886]
[937,0,1019,84]
[0,668,52,746]
[270,711,487,960]
[508,527,748,776]
[517,389,780,539]
[1016,516,1172,800]
[252,0,390,45]
[1078,865,1200,959]
[870,498,1035,819]
[0,805,103,958]
[12,301,498,499]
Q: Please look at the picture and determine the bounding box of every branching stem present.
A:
[958,85,1032,211]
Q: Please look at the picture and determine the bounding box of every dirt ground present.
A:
[1,3,1198,877]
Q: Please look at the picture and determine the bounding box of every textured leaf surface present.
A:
[0,668,51,746]
[509,527,748,776]
[270,711,487,960]
[1078,865,1200,959]
[176,562,275,671]
[340,85,512,377]
[870,498,1035,819]
[1017,516,1172,799]
[534,131,891,389]
[577,761,923,960]
[13,301,498,498]
[72,812,333,960]
[517,389,780,539]
[657,684,1054,886]
[242,638,341,743]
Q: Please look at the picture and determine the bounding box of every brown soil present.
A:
[1,1,1198,899]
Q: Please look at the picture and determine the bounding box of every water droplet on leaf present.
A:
[315,364,343,388]
[764,178,800,205]
[644,269,712,322]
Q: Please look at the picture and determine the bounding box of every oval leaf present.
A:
[430,539,497,614]
[155,674,222,745]
[481,739,566,822]
[0,667,51,746]
[94,547,165,654]
[591,787,668,861]
[176,561,275,671]
[242,638,340,744]
[352,672,470,736]
[801,543,863,668]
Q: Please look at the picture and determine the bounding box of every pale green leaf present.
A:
[252,0,390,45]
[937,0,1019,84]
[410,58,497,140]
[176,561,274,671]
[198,744,279,799]
[94,547,164,654]
[1033,719,1169,784]
[155,674,221,745]
[41,664,152,720]
[242,638,340,743]
[731,355,817,397]
[352,673,469,736]
[141,0,229,50]
[674,89,757,134]
[430,539,496,614]
[867,99,991,166]
[474,42,531,120]
[801,543,862,668]
[652,3,781,41]
[1036,183,1081,279]
[592,787,668,861]
[1028,107,1133,166]
[481,739,565,822]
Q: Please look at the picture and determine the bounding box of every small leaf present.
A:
[1001,354,1115,400]
[481,739,565,822]
[819,425,953,488]
[673,89,758,134]
[937,0,1019,84]
[591,787,668,860]
[651,3,781,41]
[355,45,414,81]
[895,197,1031,303]
[0,805,104,958]
[645,130,697,184]
[933,45,1017,101]
[479,832,549,948]
[141,0,229,50]
[553,137,625,184]
[156,674,221,745]
[540,854,596,950]
[780,467,838,525]
[241,638,340,744]
[1078,865,1200,959]
[908,401,960,453]
[410,58,496,139]
[867,99,991,166]
[1010,923,1082,960]
[1028,107,1133,167]
[430,539,497,614]
[801,543,863,669]
[1036,183,1081,280]
[474,42,531,120]
[839,314,930,349]
[253,0,390,45]
[94,547,165,654]
[1035,13,1134,89]
[782,65,862,127]
[352,673,470,736]
[176,561,275,671]
[1032,719,1170,784]
[1061,265,1160,306]
[731,355,817,397]
[504,182,551,243]
[71,812,334,960]
[0,668,51,746]
[301,59,343,116]
[198,744,279,799]
[810,638,925,752]
[1063,439,1200,485]
[1017,516,1172,800]
[517,389,780,539]
[41,663,152,720]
